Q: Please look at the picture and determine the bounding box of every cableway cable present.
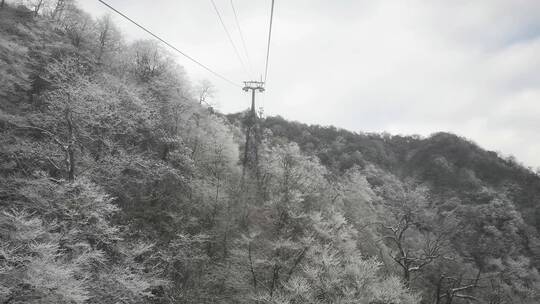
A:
[210,0,250,79]
[263,0,275,84]
[98,0,241,88]
[230,0,253,77]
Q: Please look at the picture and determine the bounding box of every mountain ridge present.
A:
[228,114,540,229]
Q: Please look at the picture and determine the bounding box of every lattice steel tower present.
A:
[242,81,265,174]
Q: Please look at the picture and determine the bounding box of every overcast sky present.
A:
[79,0,540,169]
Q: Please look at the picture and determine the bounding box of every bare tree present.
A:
[51,0,71,19]
[97,15,111,62]
[131,41,167,82]
[15,108,76,180]
[195,79,216,106]
[382,213,444,287]
[31,0,45,16]
[55,4,94,48]
[95,14,121,63]
[373,179,459,288]
[433,270,481,304]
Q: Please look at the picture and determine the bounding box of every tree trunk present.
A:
[52,0,65,19]
[65,108,75,181]
[403,267,410,287]
[434,276,443,304]
[248,242,257,289]
[67,145,75,181]
[1,0,5,9]
[34,0,44,17]
[97,19,109,63]
[269,264,280,297]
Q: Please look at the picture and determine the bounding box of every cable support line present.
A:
[98,0,240,87]
[210,0,250,79]
[263,0,275,84]
[230,0,253,77]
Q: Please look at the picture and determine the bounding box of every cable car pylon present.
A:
[241,80,265,177]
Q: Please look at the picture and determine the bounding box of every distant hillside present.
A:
[233,115,540,230]
[238,114,540,264]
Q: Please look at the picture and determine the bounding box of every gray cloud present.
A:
[80,0,540,168]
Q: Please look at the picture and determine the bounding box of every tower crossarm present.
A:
[243,81,265,92]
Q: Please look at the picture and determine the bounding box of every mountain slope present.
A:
[249,115,540,230]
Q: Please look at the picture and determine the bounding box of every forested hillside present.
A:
[1,2,540,304]
[254,116,540,232]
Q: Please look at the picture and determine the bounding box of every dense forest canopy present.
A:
[1,2,540,304]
